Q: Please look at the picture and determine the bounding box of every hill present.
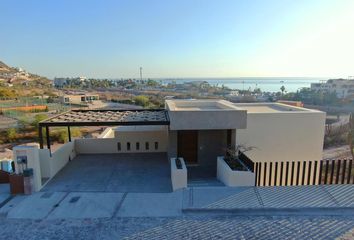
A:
[0,60,52,87]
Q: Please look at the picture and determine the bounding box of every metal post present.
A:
[68,126,71,142]
[39,126,43,149]
[45,126,51,151]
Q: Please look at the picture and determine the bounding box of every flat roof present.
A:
[39,109,170,127]
[233,103,317,113]
[166,99,243,111]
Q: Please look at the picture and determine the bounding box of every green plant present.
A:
[54,127,82,143]
[31,114,48,128]
[133,95,150,107]
[6,128,17,142]
[224,144,256,171]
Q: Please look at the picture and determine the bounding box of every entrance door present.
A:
[177,130,198,165]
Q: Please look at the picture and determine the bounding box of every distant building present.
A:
[54,77,69,88]
[54,76,87,88]
[311,78,354,98]
[59,94,99,104]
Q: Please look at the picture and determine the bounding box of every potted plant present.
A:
[223,144,255,171]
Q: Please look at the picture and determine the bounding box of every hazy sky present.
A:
[1,0,353,79]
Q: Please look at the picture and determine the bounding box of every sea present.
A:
[159,77,325,93]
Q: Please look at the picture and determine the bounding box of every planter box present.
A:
[170,157,187,191]
[9,174,24,195]
[0,170,10,183]
[217,156,255,187]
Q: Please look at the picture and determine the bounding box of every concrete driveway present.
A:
[41,153,172,193]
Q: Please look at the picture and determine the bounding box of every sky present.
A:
[1,0,354,79]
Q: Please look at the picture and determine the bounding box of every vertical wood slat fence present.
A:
[254,158,354,186]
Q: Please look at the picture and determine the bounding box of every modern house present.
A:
[12,99,326,193]
[59,94,100,105]
[311,78,354,99]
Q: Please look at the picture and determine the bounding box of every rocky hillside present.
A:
[0,60,52,87]
[0,61,15,73]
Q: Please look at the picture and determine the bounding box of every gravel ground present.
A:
[0,215,353,240]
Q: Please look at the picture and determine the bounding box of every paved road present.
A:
[0,216,353,240]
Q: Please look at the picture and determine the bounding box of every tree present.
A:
[32,114,48,128]
[280,85,286,96]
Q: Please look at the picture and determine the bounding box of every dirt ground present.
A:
[323,145,352,159]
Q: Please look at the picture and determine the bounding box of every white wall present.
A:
[76,132,168,154]
[166,100,247,130]
[50,142,76,177]
[39,149,51,179]
[170,158,187,191]
[98,128,114,138]
[236,111,326,163]
[216,156,255,187]
[13,146,42,192]
[39,141,76,179]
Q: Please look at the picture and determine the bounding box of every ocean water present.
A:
[160,77,325,93]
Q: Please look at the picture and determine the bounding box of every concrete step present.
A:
[188,179,224,187]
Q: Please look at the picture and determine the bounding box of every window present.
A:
[145,142,149,150]
[154,142,158,150]
[117,142,121,151]
[127,142,131,151]
[136,142,140,150]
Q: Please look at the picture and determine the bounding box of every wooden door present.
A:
[177,130,198,164]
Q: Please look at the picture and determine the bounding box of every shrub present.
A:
[133,95,150,107]
[53,128,82,143]
[6,128,17,142]
[32,114,48,128]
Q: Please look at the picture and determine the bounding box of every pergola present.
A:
[38,109,170,151]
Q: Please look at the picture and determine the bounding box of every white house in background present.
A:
[59,94,99,104]
[311,78,354,98]
[13,99,326,192]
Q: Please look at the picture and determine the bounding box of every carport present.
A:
[38,109,172,192]
[38,109,170,152]
[42,153,172,192]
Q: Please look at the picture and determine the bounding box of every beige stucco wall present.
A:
[39,141,76,179]
[76,128,168,154]
[166,100,247,130]
[167,130,227,166]
[236,111,326,163]
[168,110,247,130]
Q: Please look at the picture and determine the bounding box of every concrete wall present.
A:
[167,130,227,167]
[39,149,51,179]
[13,146,42,192]
[216,156,255,186]
[98,128,114,138]
[75,132,168,154]
[166,100,247,130]
[168,130,178,160]
[50,142,76,177]
[170,158,187,191]
[236,111,326,163]
[197,130,227,167]
[39,141,76,178]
